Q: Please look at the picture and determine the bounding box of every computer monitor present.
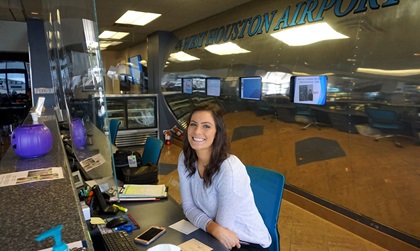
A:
[182,78,193,94]
[239,76,262,100]
[289,75,327,105]
[205,77,221,97]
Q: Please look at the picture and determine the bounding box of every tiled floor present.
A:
[157,144,387,251]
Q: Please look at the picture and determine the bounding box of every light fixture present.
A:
[116,10,161,26]
[271,22,348,46]
[99,41,122,50]
[168,51,200,62]
[99,30,129,39]
[357,67,420,76]
[205,42,250,55]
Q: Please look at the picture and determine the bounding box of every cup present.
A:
[31,112,38,123]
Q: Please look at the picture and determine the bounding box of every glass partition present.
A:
[162,0,420,242]
[41,0,118,197]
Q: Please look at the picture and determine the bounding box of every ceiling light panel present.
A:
[116,10,161,26]
[168,51,200,62]
[205,42,250,55]
[271,22,348,46]
[99,30,129,39]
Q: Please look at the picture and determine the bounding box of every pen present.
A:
[112,204,128,212]
[86,190,94,205]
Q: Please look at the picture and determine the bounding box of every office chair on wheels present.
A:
[245,165,285,251]
[294,104,322,130]
[365,107,407,147]
[141,137,164,165]
[109,119,121,146]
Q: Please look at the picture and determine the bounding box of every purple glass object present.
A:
[71,118,86,148]
[11,124,53,158]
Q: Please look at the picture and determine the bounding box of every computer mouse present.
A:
[106,217,128,228]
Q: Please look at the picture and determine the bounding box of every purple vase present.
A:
[71,118,86,148]
[11,124,53,158]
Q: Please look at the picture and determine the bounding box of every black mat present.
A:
[295,137,346,166]
[159,163,177,175]
[231,126,264,142]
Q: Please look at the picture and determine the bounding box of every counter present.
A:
[0,110,92,250]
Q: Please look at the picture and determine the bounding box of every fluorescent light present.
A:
[168,51,200,62]
[116,10,161,26]
[99,30,129,39]
[357,67,420,76]
[205,42,250,55]
[271,22,348,46]
[99,41,122,50]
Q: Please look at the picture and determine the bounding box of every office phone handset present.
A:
[92,185,118,214]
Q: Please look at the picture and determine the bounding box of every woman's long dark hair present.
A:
[182,103,229,187]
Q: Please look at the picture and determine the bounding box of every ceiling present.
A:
[0,0,252,51]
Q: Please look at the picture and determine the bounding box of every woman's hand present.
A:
[206,221,241,250]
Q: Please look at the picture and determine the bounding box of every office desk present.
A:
[92,197,228,250]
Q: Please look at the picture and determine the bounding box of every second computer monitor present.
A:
[239,76,262,101]
[205,77,221,97]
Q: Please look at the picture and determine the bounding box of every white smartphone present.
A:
[134,226,166,245]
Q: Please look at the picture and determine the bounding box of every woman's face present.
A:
[187,110,217,154]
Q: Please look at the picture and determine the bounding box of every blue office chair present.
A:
[245,165,285,251]
[141,137,164,165]
[365,107,406,147]
[109,119,121,145]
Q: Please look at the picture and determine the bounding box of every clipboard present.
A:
[119,184,168,198]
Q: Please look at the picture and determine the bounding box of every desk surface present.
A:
[73,121,116,180]
[0,111,92,250]
[95,197,228,250]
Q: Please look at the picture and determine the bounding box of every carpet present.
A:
[295,137,346,166]
[231,126,264,142]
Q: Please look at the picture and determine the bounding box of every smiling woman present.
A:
[178,103,271,250]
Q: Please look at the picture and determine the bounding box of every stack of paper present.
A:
[110,184,168,202]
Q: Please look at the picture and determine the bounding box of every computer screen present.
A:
[239,76,262,100]
[182,78,193,94]
[290,75,327,105]
[205,77,221,97]
[128,55,143,85]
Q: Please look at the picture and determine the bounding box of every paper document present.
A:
[79,153,105,172]
[120,184,167,198]
[169,219,198,235]
[0,167,64,187]
[178,238,212,251]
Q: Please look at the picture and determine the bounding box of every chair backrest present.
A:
[109,119,121,145]
[365,108,401,127]
[245,165,285,251]
[141,137,164,165]
[294,104,312,116]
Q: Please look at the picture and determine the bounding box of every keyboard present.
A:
[102,230,138,251]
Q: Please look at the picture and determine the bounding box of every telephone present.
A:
[92,185,118,215]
